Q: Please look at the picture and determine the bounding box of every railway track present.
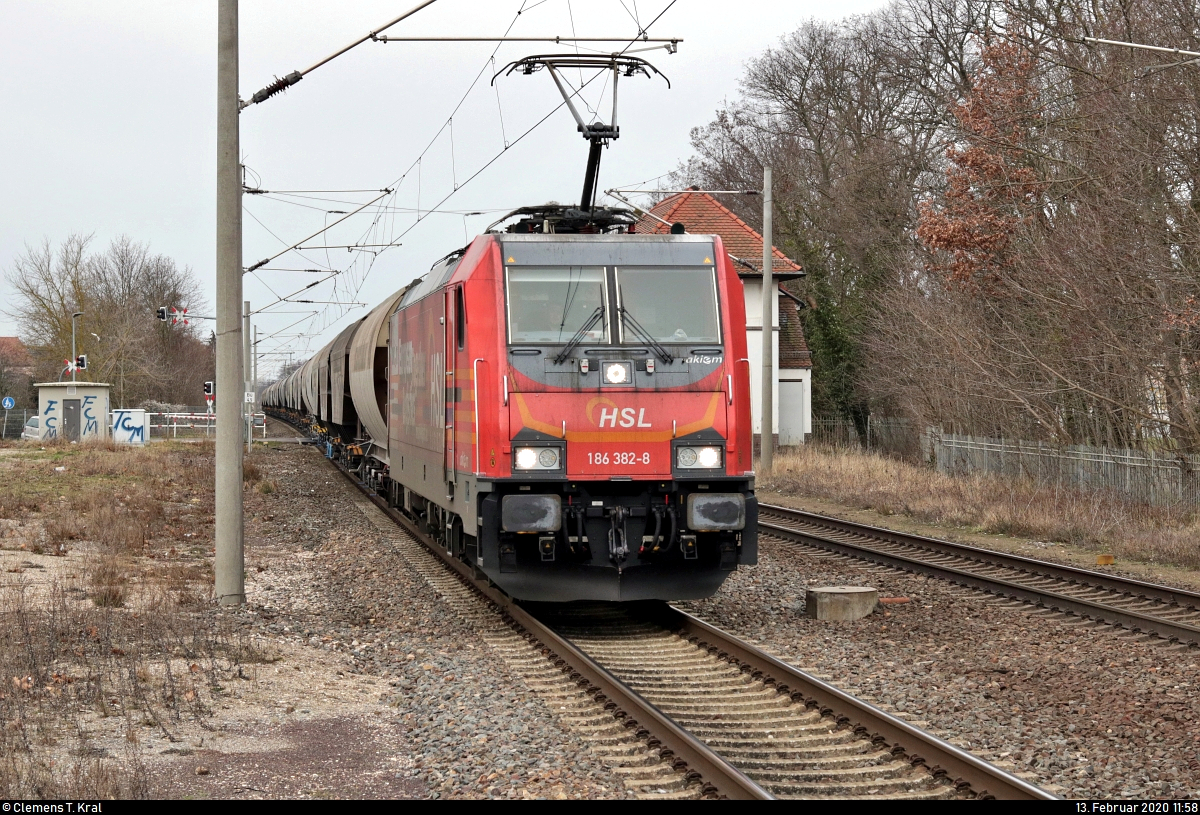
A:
[759,503,1200,649]
[287,432,1052,800]
[531,602,1050,799]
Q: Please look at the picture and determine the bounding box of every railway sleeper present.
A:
[716,742,888,761]
[748,760,932,784]
[697,731,861,750]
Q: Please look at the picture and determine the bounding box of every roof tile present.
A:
[634,191,802,273]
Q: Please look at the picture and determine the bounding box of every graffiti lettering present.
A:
[114,411,145,443]
[44,399,58,439]
[82,395,98,434]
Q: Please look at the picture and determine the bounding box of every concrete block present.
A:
[805,586,878,620]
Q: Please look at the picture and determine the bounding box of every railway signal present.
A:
[158,305,216,325]
[75,354,87,371]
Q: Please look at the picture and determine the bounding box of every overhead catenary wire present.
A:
[244,190,392,273]
[372,35,680,42]
[254,75,596,332]
[259,192,508,213]
[604,189,672,225]
[611,188,761,194]
[242,0,442,108]
[255,311,320,344]
[248,1,682,351]
[251,272,341,315]
[247,0,542,334]
[243,205,335,271]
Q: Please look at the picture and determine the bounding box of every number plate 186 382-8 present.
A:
[569,446,660,474]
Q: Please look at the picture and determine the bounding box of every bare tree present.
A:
[680,1,984,431]
[3,235,214,406]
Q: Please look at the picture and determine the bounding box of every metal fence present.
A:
[147,412,266,438]
[809,417,920,459]
[923,429,1200,506]
[0,410,266,441]
[0,409,32,440]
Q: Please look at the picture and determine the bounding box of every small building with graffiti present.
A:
[34,382,111,442]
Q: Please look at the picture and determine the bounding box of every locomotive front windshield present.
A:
[617,267,721,344]
[506,266,608,343]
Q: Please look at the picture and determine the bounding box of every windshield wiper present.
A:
[554,306,605,364]
[619,307,673,365]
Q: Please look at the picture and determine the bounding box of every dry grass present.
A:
[88,555,129,607]
[242,461,262,484]
[764,445,1200,569]
[0,440,266,798]
[0,578,255,798]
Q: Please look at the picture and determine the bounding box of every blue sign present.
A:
[1,397,13,410]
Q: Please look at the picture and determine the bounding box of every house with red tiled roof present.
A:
[635,190,812,448]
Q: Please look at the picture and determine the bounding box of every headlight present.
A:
[515,447,539,469]
[604,363,629,384]
[514,446,562,470]
[676,445,722,469]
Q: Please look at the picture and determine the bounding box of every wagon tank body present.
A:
[328,320,362,429]
[341,287,407,464]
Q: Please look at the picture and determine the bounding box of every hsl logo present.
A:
[586,397,652,428]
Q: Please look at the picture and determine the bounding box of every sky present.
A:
[0,0,888,378]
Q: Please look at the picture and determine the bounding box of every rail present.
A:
[341,467,769,799]
[654,605,1055,800]
[759,503,1200,647]
[313,437,1052,798]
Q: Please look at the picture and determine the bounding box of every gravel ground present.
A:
[677,540,1200,799]
[144,437,632,799]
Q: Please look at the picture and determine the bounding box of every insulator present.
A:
[251,71,303,105]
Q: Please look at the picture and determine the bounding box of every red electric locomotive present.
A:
[384,205,755,601]
[266,205,758,602]
[264,53,757,601]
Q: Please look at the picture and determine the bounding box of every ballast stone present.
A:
[805,586,878,620]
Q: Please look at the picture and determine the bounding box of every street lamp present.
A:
[71,312,84,383]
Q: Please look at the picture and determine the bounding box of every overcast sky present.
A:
[0,0,887,377]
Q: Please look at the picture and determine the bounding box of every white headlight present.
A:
[677,445,722,469]
[605,363,628,384]
[538,448,559,468]
[515,447,538,469]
